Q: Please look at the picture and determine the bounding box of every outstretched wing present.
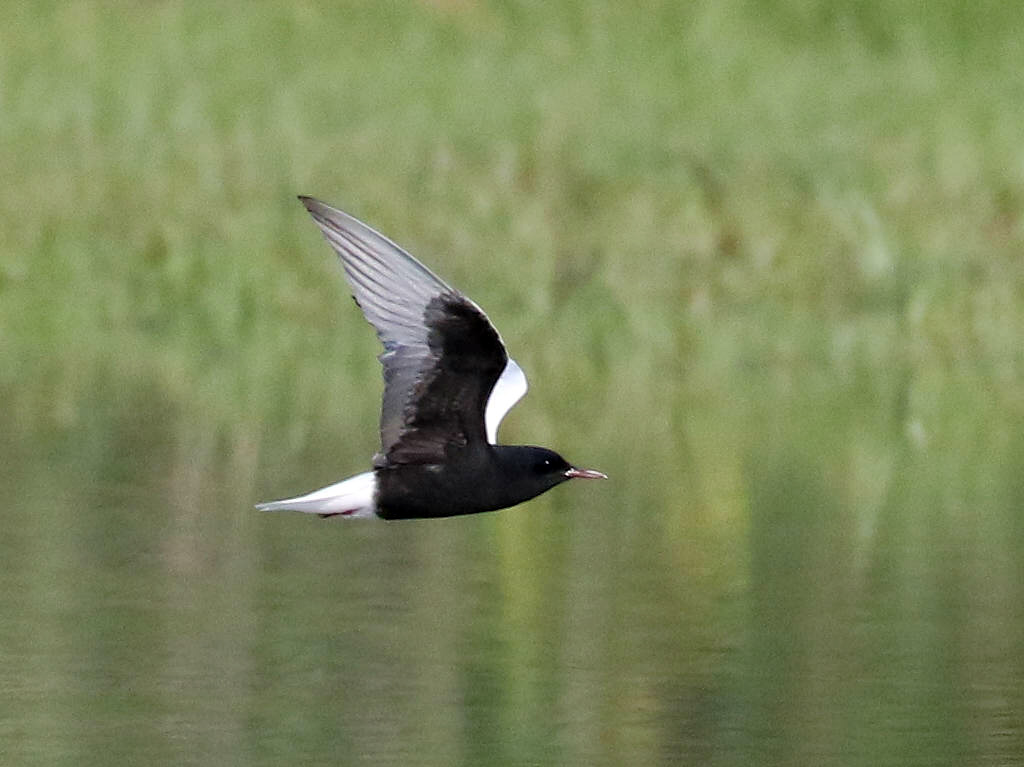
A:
[299,197,527,463]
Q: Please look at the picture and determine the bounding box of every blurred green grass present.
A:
[2,0,1023,502]
[3,5,1024,763]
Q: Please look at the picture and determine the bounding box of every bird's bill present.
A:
[565,467,608,480]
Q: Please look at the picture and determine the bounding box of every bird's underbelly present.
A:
[375,463,506,520]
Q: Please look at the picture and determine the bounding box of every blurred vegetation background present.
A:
[2,1,1023,765]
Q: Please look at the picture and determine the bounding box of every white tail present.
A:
[256,471,378,518]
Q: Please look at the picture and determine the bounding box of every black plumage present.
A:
[257,197,605,520]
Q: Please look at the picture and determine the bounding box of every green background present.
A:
[2,2,1022,765]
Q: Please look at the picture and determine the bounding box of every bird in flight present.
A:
[257,197,606,520]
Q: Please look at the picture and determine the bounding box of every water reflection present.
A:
[1,371,1022,766]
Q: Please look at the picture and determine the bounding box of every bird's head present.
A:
[536,449,607,482]
[512,446,607,488]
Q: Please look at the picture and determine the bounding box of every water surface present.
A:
[3,367,1021,767]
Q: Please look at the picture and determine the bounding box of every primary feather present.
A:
[298,197,528,462]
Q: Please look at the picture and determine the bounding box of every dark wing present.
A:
[299,197,509,464]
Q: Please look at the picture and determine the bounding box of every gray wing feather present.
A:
[299,197,496,458]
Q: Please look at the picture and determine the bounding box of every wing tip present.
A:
[297,195,324,214]
[297,195,363,237]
